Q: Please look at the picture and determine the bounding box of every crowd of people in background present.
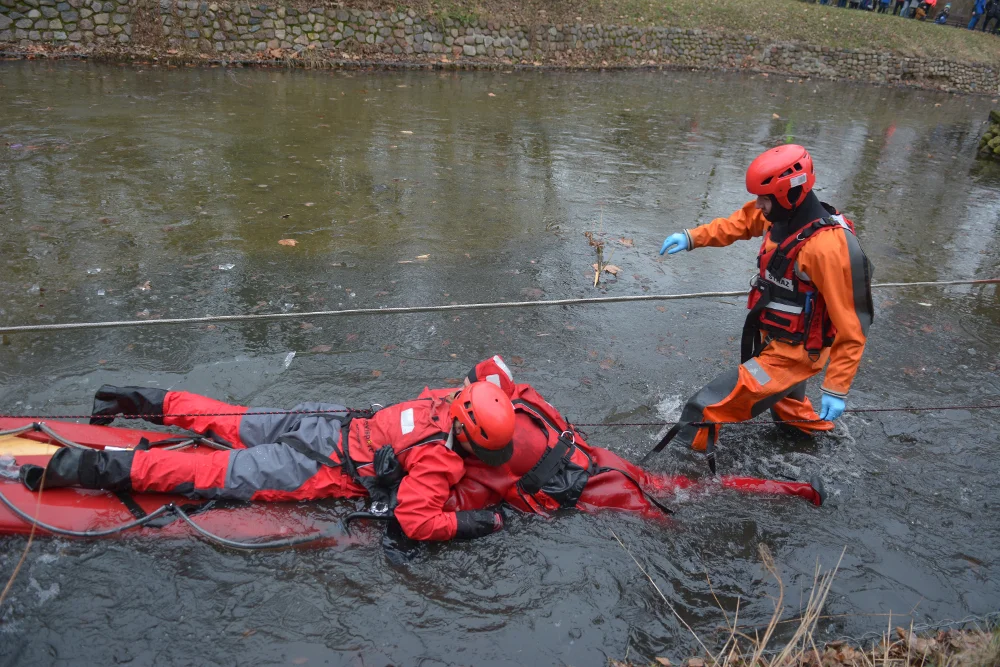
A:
[967,0,1000,31]
[814,0,1000,32]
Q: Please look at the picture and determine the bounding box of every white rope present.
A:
[0,278,995,335]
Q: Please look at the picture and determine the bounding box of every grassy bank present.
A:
[342,0,1000,66]
[607,542,1000,667]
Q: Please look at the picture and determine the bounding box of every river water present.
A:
[1,62,999,665]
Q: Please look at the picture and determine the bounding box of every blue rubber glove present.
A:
[659,232,689,255]
[818,394,845,421]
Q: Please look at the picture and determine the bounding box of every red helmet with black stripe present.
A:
[450,381,515,467]
[745,144,815,209]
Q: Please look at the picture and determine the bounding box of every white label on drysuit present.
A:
[400,408,415,434]
[492,355,514,381]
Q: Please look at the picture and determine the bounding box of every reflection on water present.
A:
[1,62,999,666]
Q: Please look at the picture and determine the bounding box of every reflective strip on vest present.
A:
[765,301,804,314]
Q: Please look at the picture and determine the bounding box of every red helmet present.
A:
[450,381,515,466]
[745,144,815,210]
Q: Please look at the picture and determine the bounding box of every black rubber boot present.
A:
[20,447,135,492]
[90,385,168,425]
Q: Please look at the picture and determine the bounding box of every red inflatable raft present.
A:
[0,418,350,547]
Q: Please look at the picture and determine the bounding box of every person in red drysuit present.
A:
[20,382,517,542]
[433,356,825,522]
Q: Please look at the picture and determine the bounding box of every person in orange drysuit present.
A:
[655,145,874,466]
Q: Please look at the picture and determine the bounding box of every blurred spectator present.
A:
[982,0,1000,30]
[968,0,986,28]
[934,2,951,21]
[878,0,893,12]
[916,0,936,19]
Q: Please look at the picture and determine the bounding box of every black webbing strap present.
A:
[518,432,573,496]
[640,422,717,474]
[741,281,773,363]
[765,218,840,277]
[639,423,681,464]
[596,466,674,515]
[281,433,343,469]
[114,491,148,520]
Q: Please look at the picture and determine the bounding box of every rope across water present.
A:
[1,401,997,427]
[0,278,996,335]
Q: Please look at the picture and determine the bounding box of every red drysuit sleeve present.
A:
[393,444,465,541]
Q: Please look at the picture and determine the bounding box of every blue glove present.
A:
[818,394,845,421]
[659,232,689,255]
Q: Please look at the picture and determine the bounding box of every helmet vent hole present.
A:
[761,176,773,185]
[779,167,793,178]
[480,427,489,441]
[793,162,802,170]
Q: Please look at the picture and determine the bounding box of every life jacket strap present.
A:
[517,430,575,496]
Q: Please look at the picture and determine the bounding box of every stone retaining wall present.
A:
[2,1,999,95]
[0,0,135,44]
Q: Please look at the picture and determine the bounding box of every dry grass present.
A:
[329,0,1000,66]
[610,537,1000,667]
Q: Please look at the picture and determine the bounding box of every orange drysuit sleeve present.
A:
[796,228,874,397]
[686,200,768,249]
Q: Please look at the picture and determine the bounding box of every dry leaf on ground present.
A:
[278,239,297,246]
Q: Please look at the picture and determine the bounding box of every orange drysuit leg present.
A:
[769,381,834,435]
[676,341,832,450]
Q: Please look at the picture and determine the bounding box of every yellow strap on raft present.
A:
[0,434,59,456]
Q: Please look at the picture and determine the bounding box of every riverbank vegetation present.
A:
[342,0,1000,66]
[609,542,1000,666]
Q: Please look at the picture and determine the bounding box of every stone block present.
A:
[462,43,474,56]
[34,17,45,26]
[0,14,9,28]
[53,28,65,37]
[110,11,124,22]
[25,6,37,15]
[27,27,38,37]
[60,8,76,20]
[14,15,29,25]
[13,26,26,37]
[0,28,11,38]
[93,21,106,33]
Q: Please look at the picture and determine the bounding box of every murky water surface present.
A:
[1,62,999,666]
